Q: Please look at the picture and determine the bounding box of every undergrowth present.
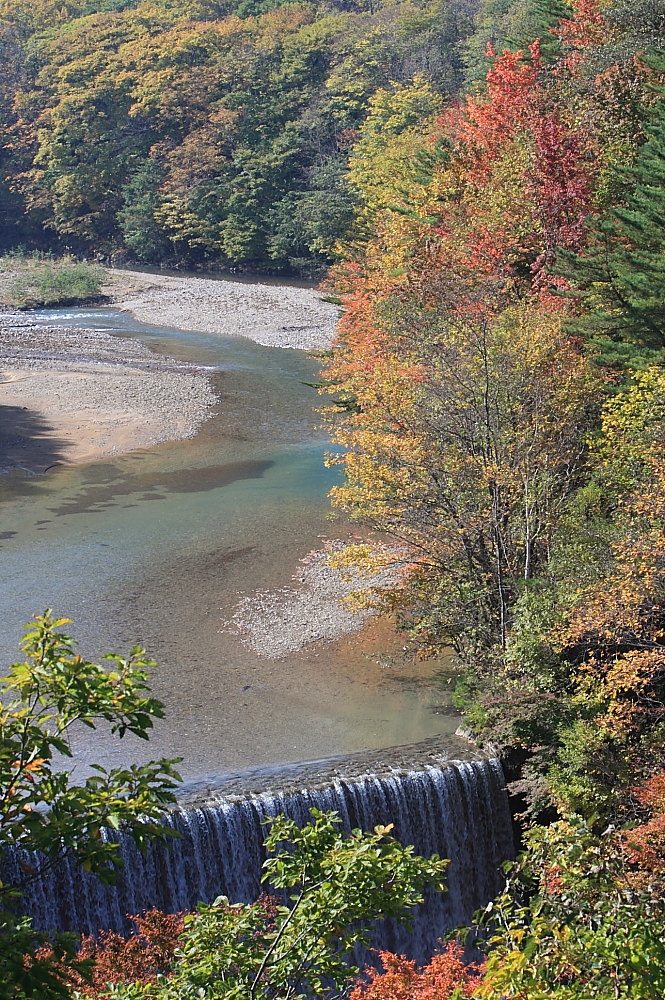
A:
[0,251,105,308]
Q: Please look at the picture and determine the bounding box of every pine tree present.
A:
[560,98,665,366]
[462,0,572,85]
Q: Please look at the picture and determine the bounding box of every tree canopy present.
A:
[0,0,474,272]
[317,1,665,989]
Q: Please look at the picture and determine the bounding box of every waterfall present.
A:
[3,755,514,964]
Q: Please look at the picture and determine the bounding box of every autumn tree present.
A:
[477,821,665,1000]
[324,280,598,662]
[351,943,483,1000]
[346,75,442,236]
[546,463,665,816]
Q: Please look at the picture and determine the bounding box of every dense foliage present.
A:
[0,0,475,273]
[316,0,665,992]
[323,0,665,818]
[0,614,181,999]
[101,812,447,1000]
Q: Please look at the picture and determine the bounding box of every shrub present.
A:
[0,252,104,308]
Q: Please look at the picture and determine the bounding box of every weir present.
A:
[5,740,515,963]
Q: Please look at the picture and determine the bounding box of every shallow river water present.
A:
[0,307,457,781]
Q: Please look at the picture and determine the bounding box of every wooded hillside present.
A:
[320,2,665,991]
[0,0,475,273]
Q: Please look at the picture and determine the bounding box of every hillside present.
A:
[0,0,476,274]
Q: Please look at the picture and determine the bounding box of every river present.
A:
[0,306,457,781]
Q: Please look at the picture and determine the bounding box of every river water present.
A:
[0,307,457,781]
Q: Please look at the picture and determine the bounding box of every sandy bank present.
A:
[0,265,339,474]
[104,268,339,350]
[0,315,216,474]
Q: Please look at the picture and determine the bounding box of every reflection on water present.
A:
[0,308,456,780]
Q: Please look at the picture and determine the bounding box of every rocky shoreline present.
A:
[0,312,216,473]
[0,266,339,473]
[104,267,339,350]
[227,543,401,658]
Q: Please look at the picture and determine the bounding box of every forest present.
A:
[1,0,665,996]
[319,0,665,993]
[0,0,475,274]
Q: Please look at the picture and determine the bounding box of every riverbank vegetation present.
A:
[319,0,665,993]
[2,0,665,996]
[0,252,104,308]
[0,614,182,998]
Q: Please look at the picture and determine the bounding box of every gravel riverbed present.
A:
[0,313,216,473]
[227,545,401,658]
[104,267,339,350]
[0,265,340,474]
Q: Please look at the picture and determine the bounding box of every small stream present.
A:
[0,307,457,781]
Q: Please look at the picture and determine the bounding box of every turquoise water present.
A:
[0,308,454,779]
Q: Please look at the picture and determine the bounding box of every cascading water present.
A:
[3,753,514,963]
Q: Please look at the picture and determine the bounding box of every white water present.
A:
[5,757,514,963]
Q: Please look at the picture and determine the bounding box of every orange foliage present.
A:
[560,460,665,737]
[351,943,484,1000]
[36,910,185,997]
[323,0,621,660]
[555,0,607,72]
[422,39,598,292]
[456,41,542,183]
[623,772,665,888]
[564,470,665,650]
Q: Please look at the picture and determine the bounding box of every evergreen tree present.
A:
[559,99,665,366]
[462,0,571,85]
[119,160,171,263]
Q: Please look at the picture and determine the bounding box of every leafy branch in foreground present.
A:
[108,810,448,1000]
[0,612,181,999]
[476,820,665,1000]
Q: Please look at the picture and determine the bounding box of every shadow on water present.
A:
[46,459,275,516]
[0,398,71,479]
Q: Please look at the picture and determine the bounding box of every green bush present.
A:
[0,252,105,309]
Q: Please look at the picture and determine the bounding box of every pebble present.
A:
[0,317,217,465]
